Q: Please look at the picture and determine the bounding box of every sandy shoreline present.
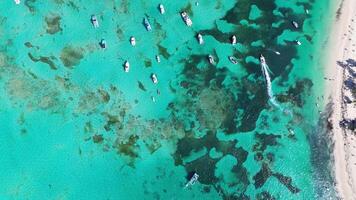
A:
[324,0,356,199]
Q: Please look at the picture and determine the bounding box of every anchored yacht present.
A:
[197,33,204,44]
[156,55,161,63]
[14,0,20,4]
[130,36,136,46]
[185,173,199,188]
[151,73,158,84]
[124,61,130,72]
[295,40,302,45]
[231,35,237,45]
[159,4,165,14]
[208,55,214,64]
[144,17,152,31]
[228,56,238,64]
[91,15,99,28]
[292,21,299,29]
[100,39,107,49]
[181,11,192,26]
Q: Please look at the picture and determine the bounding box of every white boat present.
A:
[91,15,99,28]
[305,9,309,14]
[14,0,20,4]
[295,40,302,45]
[130,36,136,46]
[159,4,165,14]
[181,11,192,27]
[292,21,299,29]
[208,55,214,64]
[185,173,199,188]
[197,33,204,44]
[144,17,152,31]
[228,56,238,64]
[124,61,130,72]
[156,55,161,63]
[231,35,237,45]
[100,39,107,49]
[259,54,266,65]
[151,73,158,84]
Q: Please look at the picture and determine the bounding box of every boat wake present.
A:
[261,61,281,109]
[259,54,293,116]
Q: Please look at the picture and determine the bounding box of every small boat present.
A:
[124,61,130,72]
[130,36,136,46]
[185,173,199,188]
[295,40,302,45]
[14,0,20,4]
[100,39,107,49]
[228,56,238,64]
[156,55,161,63]
[208,55,214,64]
[288,128,295,136]
[259,54,266,65]
[292,21,299,29]
[305,9,309,14]
[181,11,192,27]
[151,73,158,84]
[91,15,99,28]
[274,51,281,55]
[231,35,237,45]
[143,17,152,31]
[159,4,165,14]
[197,33,204,44]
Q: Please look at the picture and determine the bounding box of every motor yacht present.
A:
[91,15,99,28]
[185,173,199,188]
[231,35,237,45]
[100,39,107,49]
[228,56,238,64]
[156,55,161,63]
[124,61,130,72]
[208,55,214,64]
[144,17,152,31]
[260,54,266,65]
[197,33,204,44]
[181,12,192,26]
[159,4,165,14]
[130,36,136,46]
[151,73,158,84]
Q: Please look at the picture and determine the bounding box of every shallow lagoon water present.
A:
[0,0,336,199]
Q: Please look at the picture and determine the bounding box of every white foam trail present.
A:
[261,62,281,108]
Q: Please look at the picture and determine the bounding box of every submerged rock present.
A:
[45,13,62,34]
[60,46,84,68]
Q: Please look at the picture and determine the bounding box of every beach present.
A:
[0,0,347,199]
[324,0,356,199]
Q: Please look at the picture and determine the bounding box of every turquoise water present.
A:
[0,0,336,199]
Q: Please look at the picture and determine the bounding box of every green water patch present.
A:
[60,46,84,68]
[45,13,62,35]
